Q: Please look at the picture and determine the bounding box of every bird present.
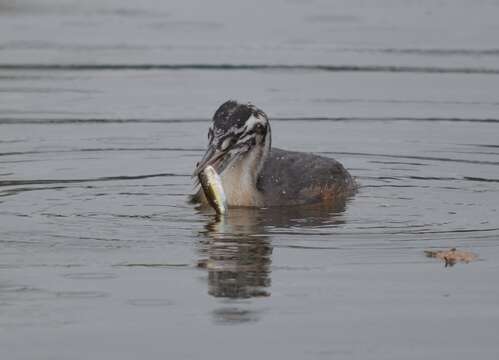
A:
[192,100,356,207]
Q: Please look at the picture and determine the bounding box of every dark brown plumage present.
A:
[257,148,356,206]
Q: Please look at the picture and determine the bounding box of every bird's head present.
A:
[194,100,271,177]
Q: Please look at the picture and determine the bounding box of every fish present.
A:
[198,165,228,215]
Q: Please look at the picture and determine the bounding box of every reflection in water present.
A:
[198,209,272,299]
[197,202,348,300]
[212,307,263,325]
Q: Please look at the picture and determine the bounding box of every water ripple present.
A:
[0,173,188,188]
[1,63,499,74]
[1,116,498,125]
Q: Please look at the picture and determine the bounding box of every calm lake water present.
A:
[1,1,499,359]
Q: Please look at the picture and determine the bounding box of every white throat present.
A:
[220,141,270,207]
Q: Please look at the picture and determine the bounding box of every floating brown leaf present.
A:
[424,248,477,267]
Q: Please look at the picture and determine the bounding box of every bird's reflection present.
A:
[198,208,272,299]
[197,202,348,300]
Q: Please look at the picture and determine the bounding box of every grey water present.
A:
[1,0,499,359]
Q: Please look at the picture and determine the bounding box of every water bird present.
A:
[193,100,356,207]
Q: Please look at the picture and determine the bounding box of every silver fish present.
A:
[198,165,228,215]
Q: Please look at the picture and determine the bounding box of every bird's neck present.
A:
[220,147,268,207]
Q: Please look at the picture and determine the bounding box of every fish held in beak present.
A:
[197,165,227,215]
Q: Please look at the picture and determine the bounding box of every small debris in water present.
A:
[196,259,208,269]
[424,248,477,267]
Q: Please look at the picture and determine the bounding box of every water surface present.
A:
[1,1,499,359]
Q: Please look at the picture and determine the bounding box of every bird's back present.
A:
[257,148,356,206]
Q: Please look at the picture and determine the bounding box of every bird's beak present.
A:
[193,140,249,177]
[193,144,226,177]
